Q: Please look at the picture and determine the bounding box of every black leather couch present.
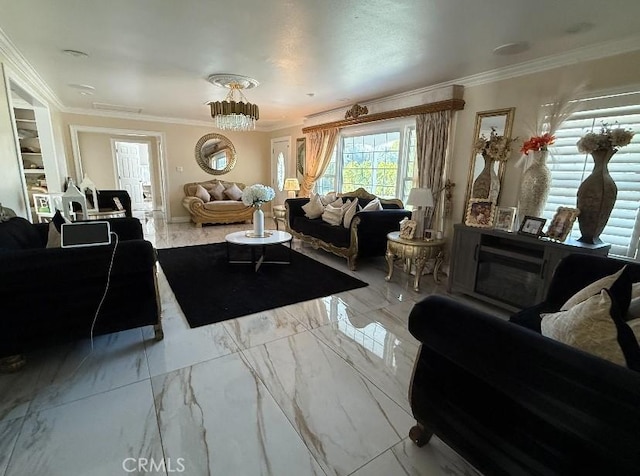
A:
[0,216,162,369]
[285,188,411,269]
[407,254,640,475]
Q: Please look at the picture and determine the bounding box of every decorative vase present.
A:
[253,204,264,237]
[472,153,499,202]
[517,149,551,218]
[576,148,617,244]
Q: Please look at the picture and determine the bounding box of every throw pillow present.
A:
[561,266,628,311]
[302,194,325,219]
[542,289,640,370]
[319,192,338,206]
[361,198,383,212]
[224,183,243,201]
[46,210,70,248]
[627,283,640,320]
[210,182,225,201]
[343,199,359,229]
[194,184,211,203]
[46,221,62,248]
[322,199,351,226]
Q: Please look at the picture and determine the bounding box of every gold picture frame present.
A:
[296,137,306,175]
[545,207,580,242]
[465,199,496,228]
[399,218,417,239]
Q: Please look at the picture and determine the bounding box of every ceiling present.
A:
[1,0,640,130]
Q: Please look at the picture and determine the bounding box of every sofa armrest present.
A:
[408,295,640,473]
[284,198,309,228]
[351,209,411,257]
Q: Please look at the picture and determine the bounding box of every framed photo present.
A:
[545,207,580,242]
[399,219,417,239]
[296,137,306,175]
[424,229,434,241]
[518,215,546,237]
[465,199,496,228]
[494,206,517,232]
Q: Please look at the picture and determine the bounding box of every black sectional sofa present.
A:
[407,254,640,475]
[0,216,162,370]
[285,188,411,269]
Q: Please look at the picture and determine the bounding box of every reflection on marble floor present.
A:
[0,213,482,476]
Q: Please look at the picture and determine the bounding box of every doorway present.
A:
[271,137,291,205]
[112,140,152,211]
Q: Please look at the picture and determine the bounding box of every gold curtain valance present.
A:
[301,98,465,134]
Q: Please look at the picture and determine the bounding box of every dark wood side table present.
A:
[385,231,445,292]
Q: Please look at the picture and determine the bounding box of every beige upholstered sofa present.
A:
[183,179,253,226]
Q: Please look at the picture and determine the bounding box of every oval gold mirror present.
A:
[462,108,515,220]
[195,133,236,175]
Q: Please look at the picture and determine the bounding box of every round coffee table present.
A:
[225,230,293,272]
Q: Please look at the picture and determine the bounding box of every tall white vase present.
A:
[517,149,551,219]
[253,205,264,237]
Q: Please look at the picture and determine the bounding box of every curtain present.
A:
[416,110,451,229]
[299,128,339,197]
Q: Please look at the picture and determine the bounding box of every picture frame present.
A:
[545,207,580,242]
[296,137,306,175]
[399,218,417,239]
[518,215,546,237]
[494,206,517,232]
[465,199,496,228]
[424,229,434,241]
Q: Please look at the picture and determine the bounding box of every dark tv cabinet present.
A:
[448,224,610,312]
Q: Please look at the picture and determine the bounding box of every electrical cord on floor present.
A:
[72,232,119,375]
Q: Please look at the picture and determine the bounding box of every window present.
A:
[542,91,640,258]
[316,120,416,201]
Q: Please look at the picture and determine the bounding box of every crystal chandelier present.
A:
[207,74,260,131]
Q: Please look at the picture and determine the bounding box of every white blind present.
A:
[542,94,640,258]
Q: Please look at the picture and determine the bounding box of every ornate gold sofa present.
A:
[285,188,411,270]
[182,179,253,226]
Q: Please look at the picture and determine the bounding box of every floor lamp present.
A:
[406,187,434,239]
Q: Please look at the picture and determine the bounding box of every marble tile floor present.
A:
[0,212,487,476]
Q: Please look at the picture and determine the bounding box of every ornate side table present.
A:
[385,231,445,292]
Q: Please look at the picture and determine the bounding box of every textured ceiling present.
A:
[1,0,640,130]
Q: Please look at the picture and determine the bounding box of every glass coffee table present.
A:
[225,230,293,272]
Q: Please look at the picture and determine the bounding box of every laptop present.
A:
[61,221,112,248]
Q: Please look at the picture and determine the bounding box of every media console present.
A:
[448,224,610,311]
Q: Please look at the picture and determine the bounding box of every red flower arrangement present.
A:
[520,133,556,155]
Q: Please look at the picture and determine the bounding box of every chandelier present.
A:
[207,74,260,131]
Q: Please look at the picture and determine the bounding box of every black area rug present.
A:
[157,242,368,328]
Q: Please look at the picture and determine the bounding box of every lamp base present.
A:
[286,191,297,199]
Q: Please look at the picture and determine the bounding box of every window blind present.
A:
[542,95,640,258]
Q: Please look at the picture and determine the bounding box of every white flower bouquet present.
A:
[577,123,635,153]
[473,127,517,162]
[242,184,275,207]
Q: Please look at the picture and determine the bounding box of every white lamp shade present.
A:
[406,187,434,208]
[283,178,300,191]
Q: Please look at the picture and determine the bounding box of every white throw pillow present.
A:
[322,199,351,226]
[343,199,359,228]
[328,197,343,208]
[320,192,338,206]
[542,290,626,366]
[361,198,383,212]
[561,266,626,311]
[302,194,325,219]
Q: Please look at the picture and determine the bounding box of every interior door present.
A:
[114,141,145,210]
[271,138,290,205]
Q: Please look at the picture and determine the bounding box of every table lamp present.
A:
[284,178,300,199]
[406,187,434,239]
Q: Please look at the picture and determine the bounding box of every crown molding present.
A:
[0,27,64,110]
[454,34,640,88]
[305,35,640,123]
